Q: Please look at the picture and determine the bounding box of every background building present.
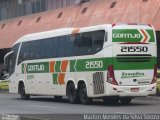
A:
[0,0,94,73]
[0,0,160,74]
[0,0,94,21]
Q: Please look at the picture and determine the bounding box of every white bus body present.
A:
[5,24,157,104]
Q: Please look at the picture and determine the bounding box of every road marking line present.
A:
[28,105,57,109]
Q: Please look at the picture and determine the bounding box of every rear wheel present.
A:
[120,97,132,105]
[19,83,30,100]
[67,83,79,104]
[79,83,92,105]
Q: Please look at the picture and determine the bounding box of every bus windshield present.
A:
[4,43,20,76]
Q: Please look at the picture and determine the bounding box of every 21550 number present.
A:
[121,46,148,52]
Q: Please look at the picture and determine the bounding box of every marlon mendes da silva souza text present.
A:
[83,114,160,120]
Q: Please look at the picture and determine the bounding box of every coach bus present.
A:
[4,24,157,104]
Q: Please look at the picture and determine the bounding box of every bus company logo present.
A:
[27,64,45,72]
[22,62,49,74]
[112,29,152,43]
[121,72,144,79]
[113,33,141,39]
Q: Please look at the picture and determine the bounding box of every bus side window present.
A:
[92,31,105,53]
[64,35,74,57]
[40,38,53,59]
[9,43,20,74]
[18,42,29,64]
[78,32,92,55]
[57,36,65,58]
[52,37,58,58]
[31,41,41,60]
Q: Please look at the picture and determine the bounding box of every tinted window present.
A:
[92,31,105,53]
[30,40,41,59]
[74,30,105,56]
[78,32,92,55]
[64,35,75,56]
[18,42,30,64]
[12,43,20,55]
[52,37,58,58]
[57,36,66,57]
[40,38,53,59]
[18,30,105,63]
[9,43,20,75]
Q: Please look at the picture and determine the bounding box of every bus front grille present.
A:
[116,54,152,62]
[93,72,104,95]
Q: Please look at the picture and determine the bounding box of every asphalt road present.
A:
[0,93,160,120]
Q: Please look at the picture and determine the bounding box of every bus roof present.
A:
[14,28,74,45]
[13,23,153,46]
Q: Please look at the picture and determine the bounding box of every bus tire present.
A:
[19,83,30,100]
[67,83,78,104]
[54,96,62,101]
[103,97,119,105]
[120,97,132,105]
[79,83,92,105]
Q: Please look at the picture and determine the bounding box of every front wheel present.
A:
[19,83,30,100]
[79,83,92,105]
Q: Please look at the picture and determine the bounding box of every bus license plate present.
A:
[131,88,139,92]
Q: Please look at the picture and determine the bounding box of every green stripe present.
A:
[70,60,76,72]
[75,58,110,72]
[55,61,61,72]
[53,73,58,84]
[22,57,156,74]
[70,57,156,72]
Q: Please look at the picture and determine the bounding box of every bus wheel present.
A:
[67,83,78,104]
[103,97,119,105]
[120,97,132,105]
[19,83,30,100]
[54,96,62,101]
[79,83,92,105]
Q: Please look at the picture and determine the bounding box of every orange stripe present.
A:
[58,73,65,84]
[141,29,148,43]
[50,61,55,73]
[61,60,69,72]
[72,28,80,35]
